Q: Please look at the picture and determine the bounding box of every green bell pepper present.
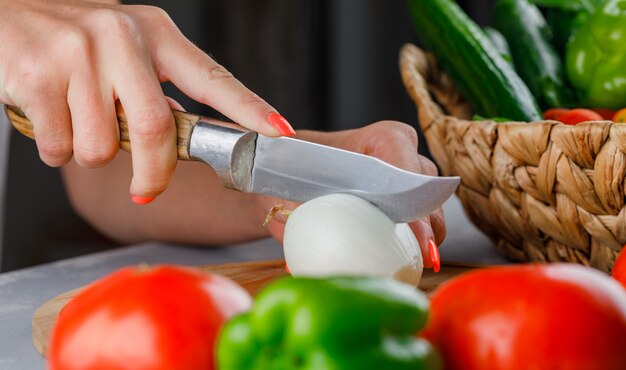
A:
[566,0,626,109]
[216,276,441,370]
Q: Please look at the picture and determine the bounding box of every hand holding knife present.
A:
[5,104,459,223]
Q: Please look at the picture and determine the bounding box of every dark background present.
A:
[141,0,495,132]
[2,0,495,271]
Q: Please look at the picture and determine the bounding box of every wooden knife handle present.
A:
[4,103,201,160]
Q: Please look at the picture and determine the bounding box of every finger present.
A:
[6,50,73,166]
[165,96,185,111]
[267,222,286,244]
[418,155,447,244]
[113,61,177,200]
[24,97,74,167]
[68,72,119,169]
[408,147,441,271]
[260,197,300,243]
[430,207,447,245]
[0,88,14,106]
[154,31,295,137]
[418,155,439,176]
[410,218,439,271]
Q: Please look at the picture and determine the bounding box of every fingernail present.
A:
[267,112,296,136]
[131,195,155,205]
[429,240,441,273]
[285,264,291,274]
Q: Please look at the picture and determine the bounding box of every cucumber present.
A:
[408,0,542,121]
[483,27,514,66]
[493,0,576,109]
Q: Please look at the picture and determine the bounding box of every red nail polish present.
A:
[429,240,441,273]
[131,195,155,205]
[285,264,291,274]
[267,112,296,136]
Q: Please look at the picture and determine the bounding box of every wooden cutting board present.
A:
[32,259,479,357]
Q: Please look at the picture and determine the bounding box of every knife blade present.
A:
[5,105,459,222]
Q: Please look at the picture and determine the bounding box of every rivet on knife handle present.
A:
[4,102,200,160]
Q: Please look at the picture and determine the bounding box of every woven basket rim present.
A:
[398,43,615,128]
[399,43,623,273]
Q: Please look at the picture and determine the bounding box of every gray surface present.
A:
[0,196,506,369]
[0,239,284,370]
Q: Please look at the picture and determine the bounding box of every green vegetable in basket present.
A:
[483,27,513,66]
[533,0,607,58]
[544,8,589,57]
[407,0,542,122]
[528,0,606,11]
[493,0,576,109]
[566,0,626,109]
[216,276,441,370]
[472,115,512,122]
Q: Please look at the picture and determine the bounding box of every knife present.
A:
[4,104,459,223]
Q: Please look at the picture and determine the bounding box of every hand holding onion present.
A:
[259,121,446,281]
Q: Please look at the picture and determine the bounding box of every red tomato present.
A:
[542,108,569,120]
[557,108,603,125]
[48,265,252,370]
[421,264,626,370]
[590,108,616,120]
[613,248,626,289]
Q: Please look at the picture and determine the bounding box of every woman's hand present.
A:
[62,119,445,269]
[0,0,293,202]
[259,121,446,269]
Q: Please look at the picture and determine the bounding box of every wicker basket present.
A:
[399,43,625,273]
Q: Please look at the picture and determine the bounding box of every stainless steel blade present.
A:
[249,135,460,223]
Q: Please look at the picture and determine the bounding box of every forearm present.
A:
[61,151,271,245]
[60,124,445,252]
[60,130,344,246]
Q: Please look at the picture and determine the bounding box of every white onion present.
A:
[282,193,423,286]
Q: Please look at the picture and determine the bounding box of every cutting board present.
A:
[32,259,479,357]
